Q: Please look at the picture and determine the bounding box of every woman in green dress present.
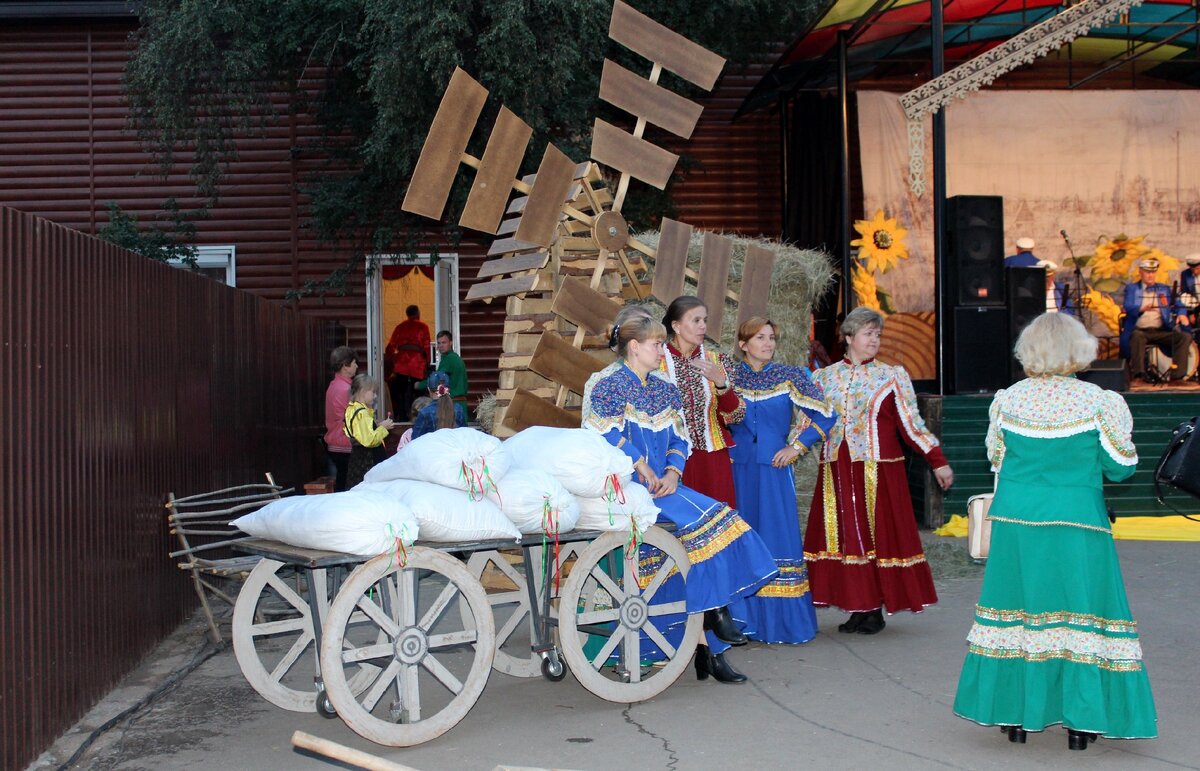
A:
[953,313,1157,750]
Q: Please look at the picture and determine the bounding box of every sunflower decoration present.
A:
[850,210,910,313]
[1088,234,1150,282]
[1082,289,1122,335]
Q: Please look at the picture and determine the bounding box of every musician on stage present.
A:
[1122,258,1190,384]
[1179,253,1200,327]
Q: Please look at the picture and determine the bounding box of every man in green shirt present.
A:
[420,329,469,411]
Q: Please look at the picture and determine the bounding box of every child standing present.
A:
[343,374,395,488]
[324,346,358,491]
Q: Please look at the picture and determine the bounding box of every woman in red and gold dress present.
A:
[803,307,954,634]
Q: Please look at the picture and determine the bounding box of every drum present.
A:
[1148,341,1199,378]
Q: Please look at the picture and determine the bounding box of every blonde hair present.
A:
[736,316,778,360]
[1014,312,1097,376]
[840,306,884,341]
[349,373,378,402]
[607,305,655,351]
[614,315,667,359]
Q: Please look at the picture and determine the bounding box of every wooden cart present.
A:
[231,526,701,746]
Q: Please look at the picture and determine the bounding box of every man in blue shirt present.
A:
[1003,237,1039,268]
[1123,258,1190,383]
[1180,253,1200,326]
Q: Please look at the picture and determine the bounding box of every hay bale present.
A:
[631,230,835,366]
[474,392,497,435]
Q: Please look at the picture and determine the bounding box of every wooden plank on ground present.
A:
[598,59,703,139]
[650,218,692,303]
[696,232,733,335]
[477,252,549,279]
[552,277,622,336]
[459,107,532,234]
[401,68,488,221]
[529,332,607,395]
[591,118,678,190]
[514,144,576,248]
[608,0,726,91]
[502,389,581,431]
[736,243,776,329]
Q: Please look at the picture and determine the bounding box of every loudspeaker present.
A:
[1078,359,1129,391]
[1007,267,1045,381]
[951,306,1010,393]
[945,195,1005,307]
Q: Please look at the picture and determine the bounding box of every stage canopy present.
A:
[742,0,1200,112]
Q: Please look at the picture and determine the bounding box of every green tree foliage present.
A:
[97,200,199,265]
[125,0,820,292]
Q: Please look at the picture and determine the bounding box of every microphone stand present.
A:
[1061,232,1085,322]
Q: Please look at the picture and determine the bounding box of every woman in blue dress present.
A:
[584,314,778,684]
[729,317,837,643]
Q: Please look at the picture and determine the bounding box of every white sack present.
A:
[484,468,580,535]
[359,479,520,543]
[574,482,659,533]
[503,426,633,498]
[363,427,509,495]
[231,490,418,557]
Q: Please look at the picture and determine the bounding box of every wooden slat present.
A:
[401,68,488,221]
[496,216,520,236]
[464,273,539,302]
[608,0,726,91]
[476,252,549,279]
[735,243,776,330]
[650,218,692,303]
[551,277,623,336]
[459,107,532,234]
[696,232,733,335]
[591,118,678,190]
[502,389,581,431]
[598,59,704,140]
[487,237,541,257]
[514,144,576,248]
[528,332,607,395]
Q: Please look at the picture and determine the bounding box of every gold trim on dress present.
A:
[822,462,838,554]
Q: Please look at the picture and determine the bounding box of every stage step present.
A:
[919,391,1200,525]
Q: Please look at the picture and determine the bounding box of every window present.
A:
[171,245,236,286]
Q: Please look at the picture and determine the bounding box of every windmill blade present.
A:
[459,107,533,234]
[503,389,581,431]
[735,244,777,329]
[551,276,622,336]
[529,332,607,396]
[695,232,734,334]
[401,68,488,221]
[649,218,692,303]
[591,118,678,191]
[608,0,726,91]
[514,145,578,248]
[598,59,703,140]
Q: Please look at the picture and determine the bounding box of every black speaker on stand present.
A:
[1006,267,1046,382]
[944,195,1007,393]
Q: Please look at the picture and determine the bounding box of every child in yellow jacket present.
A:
[344,374,395,488]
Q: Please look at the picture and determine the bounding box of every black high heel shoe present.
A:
[838,612,865,633]
[694,645,748,684]
[1002,726,1027,744]
[856,609,887,635]
[704,607,748,646]
[1067,729,1098,751]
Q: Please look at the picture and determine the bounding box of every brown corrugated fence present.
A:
[0,206,325,770]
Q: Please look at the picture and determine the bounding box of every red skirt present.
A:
[802,443,937,614]
[682,447,737,509]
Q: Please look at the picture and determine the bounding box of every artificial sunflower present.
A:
[1088,234,1150,280]
[1082,289,1122,335]
[851,210,910,274]
[851,262,881,312]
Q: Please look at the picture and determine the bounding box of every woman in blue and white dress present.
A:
[729,317,837,644]
[584,314,778,684]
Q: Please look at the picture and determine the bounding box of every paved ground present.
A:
[36,538,1200,771]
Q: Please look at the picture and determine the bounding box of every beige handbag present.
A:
[966,475,997,560]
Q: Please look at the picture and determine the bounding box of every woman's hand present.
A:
[654,469,680,498]
[635,460,661,493]
[689,358,729,389]
[933,464,954,490]
[772,446,801,468]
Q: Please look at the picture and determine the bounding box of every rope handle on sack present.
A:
[385,523,409,570]
[540,495,562,591]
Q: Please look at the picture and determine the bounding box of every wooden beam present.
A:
[528,332,607,395]
[696,233,733,335]
[650,218,692,303]
[459,107,532,234]
[502,389,581,431]
[476,252,549,279]
[736,243,776,329]
[598,59,704,139]
[514,144,576,248]
[552,277,623,336]
[590,118,678,191]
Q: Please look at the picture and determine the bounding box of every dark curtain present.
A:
[381,264,434,281]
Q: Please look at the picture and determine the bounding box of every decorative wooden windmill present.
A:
[402,0,777,435]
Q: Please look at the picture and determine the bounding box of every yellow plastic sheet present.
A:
[935,514,1200,541]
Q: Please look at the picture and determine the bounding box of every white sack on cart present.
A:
[574,482,659,532]
[359,479,520,543]
[502,426,633,498]
[484,468,580,535]
[362,427,509,495]
[231,490,418,557]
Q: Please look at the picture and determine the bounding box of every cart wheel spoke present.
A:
[643,619,677,659]
[590,625,625,671]
[399,569,418,627]
[647,600,688,617]
[589,563,627,604]
[339,643,394,665]
[269,631,314,683]
[624,629,642,682]
[492,604,526,647]
[249,617,307,636]
[418,582,460,631]
[263,571,308,610]
[575,608,620,626]
[400,662,421,722]
[422,653,464,695]
[355,592,402,637]
[359,659,402,713]
[639,555,676,603]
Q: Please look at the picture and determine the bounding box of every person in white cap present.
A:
[1035,259,1071,312]
[1180,253,1200,320]
[1004,237,1039,268]
[1122,257,1190,383]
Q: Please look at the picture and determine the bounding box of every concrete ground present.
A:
[36,538,1200,771]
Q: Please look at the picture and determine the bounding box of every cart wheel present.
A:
[319,547,496,747]
[558,527,702,703]
[461,545,582,679]
[540,651,566,682]
[232,560,380,712]
[315,692,337,719]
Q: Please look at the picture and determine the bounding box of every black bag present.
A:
[1154,417,1200,516]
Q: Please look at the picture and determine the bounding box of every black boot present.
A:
[1067,729,1098,751]
[838,612,866,633]
[694,645,747,684]
[856,608,886,635]
[704,607,748,646]
[1002,726,1027,744]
